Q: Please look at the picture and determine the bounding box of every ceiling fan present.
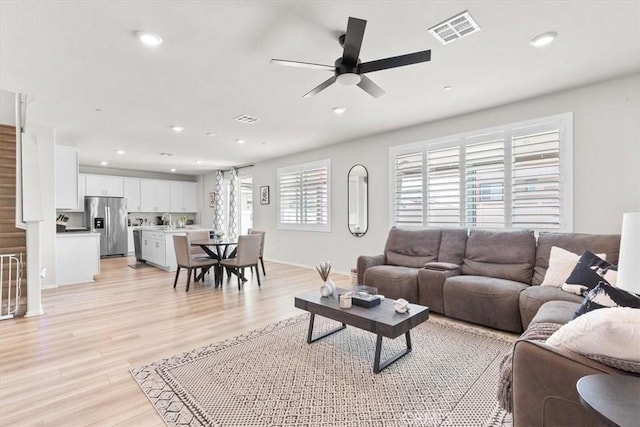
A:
[270,17,431,98]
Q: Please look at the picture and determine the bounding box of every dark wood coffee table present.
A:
[294,289,429,373]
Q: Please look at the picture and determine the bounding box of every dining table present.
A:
[189,239,241,284]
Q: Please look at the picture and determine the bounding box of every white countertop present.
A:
[135,226,210,234]
[56,231,99,238]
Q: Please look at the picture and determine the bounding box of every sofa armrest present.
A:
[424,261,460,271]
[417,267,460,313]
[512,339,626,427]
[357,254,386,285]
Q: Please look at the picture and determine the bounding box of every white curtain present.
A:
[228,168,239,240]
[213,170,224,232]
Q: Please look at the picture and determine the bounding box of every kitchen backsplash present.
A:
[55,211,198,228]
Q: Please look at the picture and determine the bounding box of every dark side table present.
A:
[576,374,640,427]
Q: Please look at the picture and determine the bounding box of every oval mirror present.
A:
[348,164,368,237]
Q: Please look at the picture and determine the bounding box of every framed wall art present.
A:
[260,186,270,205]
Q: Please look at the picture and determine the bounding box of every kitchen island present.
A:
[138,226,211,272]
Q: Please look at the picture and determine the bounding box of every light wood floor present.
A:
[0,257,352,426]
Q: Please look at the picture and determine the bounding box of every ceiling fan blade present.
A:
[270,59,335,71]
[357,75,385,98]
[303,76,337,98]
[360,50,431,74]
[342,17,367,67]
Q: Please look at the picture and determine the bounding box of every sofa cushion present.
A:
[362,265,419,303]
[437,228,467,265]
[532,232,621,285]
[461,229,536,283]
[519,286,583,329]
[384,227,441,268]
[444,275,529,333]
[529,301,581,326]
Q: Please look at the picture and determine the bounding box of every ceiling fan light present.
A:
[336,73,362,86]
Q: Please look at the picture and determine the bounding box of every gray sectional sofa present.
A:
[357,227,620,333]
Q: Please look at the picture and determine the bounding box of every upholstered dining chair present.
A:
[219,234,262,290]
[186,230,209,256]
[248,229,266,275]
[172,235,218,291]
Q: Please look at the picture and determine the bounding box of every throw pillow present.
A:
[541,247,606,288]
[541,247,580,287]
[565,251,617,290]
[574,281,640,318]
[546,307,640,373]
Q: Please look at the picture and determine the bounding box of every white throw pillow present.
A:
[541,247,580,287]
[541,246,606,287]
[547,307,640,362]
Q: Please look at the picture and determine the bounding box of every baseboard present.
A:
[265,258,350,276]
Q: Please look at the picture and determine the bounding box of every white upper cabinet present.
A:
[140,179,171,212]
[55,145,79,209]
[85,174,124,197]
[123,177,141,212]
[169,181,198,213]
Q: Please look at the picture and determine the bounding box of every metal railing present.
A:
[1,253,22,320]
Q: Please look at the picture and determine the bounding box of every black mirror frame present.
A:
[347,164,368,237]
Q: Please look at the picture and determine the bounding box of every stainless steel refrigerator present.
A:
[85,196,128,257]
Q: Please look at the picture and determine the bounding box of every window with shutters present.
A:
[390,113,573,231]
[278,159,331,232]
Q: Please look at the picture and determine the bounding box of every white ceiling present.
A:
[1,1,639,175]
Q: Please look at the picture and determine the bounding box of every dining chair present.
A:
[187,230,212,278]
[219,234,262,290]
[172,235,218,291]
[248,229,266,275]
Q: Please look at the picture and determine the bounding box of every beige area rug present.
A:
[131,314,516,426]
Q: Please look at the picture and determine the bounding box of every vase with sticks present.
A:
[316,261,336,297]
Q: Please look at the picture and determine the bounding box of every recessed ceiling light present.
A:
[443,86,452,91]
[206,132,216,137]
[135,31,163,47]
[170,168,176,172]
[332,106,347,115]
[195,160,203,164]
[171,125,184,133]
[530,32,557,47]
[115,150,125,155]
[100,161,108,166]
[236,139,246,144]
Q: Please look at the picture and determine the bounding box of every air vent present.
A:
[429,11,480,45]
[234,114,259,124]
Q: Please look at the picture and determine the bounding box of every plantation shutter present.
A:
[511,124,561,229]
[301,166,328,225]
[278,159,331,231]
[393,151,423,226]
[464,133,505,228]
[426,145,461,226]
[279,170,301,225]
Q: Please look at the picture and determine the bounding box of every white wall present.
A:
[249,73,640,274]
[23,124,56,288]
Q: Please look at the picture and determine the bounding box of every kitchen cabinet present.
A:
[56,232,100,285]
[170,181,198,212]
[123,177,141,212]
[55,145,79,209]
[127,227,135,255]
[141,230,168,267]
[85,174,124,197]
[63,173,86,213]
[140,179,171,212]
